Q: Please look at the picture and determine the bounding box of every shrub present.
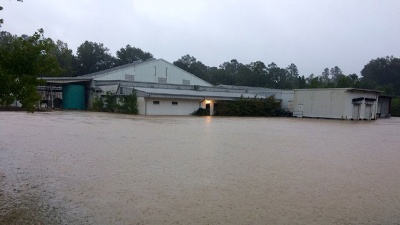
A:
[192,108,210,116]
[91,96,104,112]
[119,92,138,114]
[391,97,400,117]
[214,96,284,117]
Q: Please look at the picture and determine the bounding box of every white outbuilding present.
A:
[292,88,382,120]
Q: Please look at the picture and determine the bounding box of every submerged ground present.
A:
[0,111,399,224]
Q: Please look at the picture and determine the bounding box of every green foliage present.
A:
[173,54,210,82]
[94,92,138,114]
[361,56,400,96]
[391,98,400,117]
[91,96,104,112]
[118,92,138,114]
[116,45,153,66]
[214,96,285,117]
[75,41,116,76]
[0,30,61,112]
[192,108,210,116]
[103,91,118,112]
[52,40,75,76]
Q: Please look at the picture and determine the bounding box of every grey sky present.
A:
[2,0,399,76]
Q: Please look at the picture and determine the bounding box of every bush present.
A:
[192,108,210,116]
[104,91,118,112]
[119,92,138,114]
[391,97,400,117]
[91,96,104,112]
[91,92,138,114]
[214,96,283,117]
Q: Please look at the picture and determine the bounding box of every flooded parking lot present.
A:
[1,111,400,224]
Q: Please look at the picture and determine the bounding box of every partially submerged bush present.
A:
[214,96,285,117]
[92,91,138,114]
[192,108,210,116]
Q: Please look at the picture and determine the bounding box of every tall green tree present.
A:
[50,40,75,77]
[248,61,267,87]
[330,66,343,83]
[173,54,209,81]
[267,62,291,89]
[116,44,153,65]
[0,30,61,112]
[361,56,400,95]
[286,63,300,88]
[75,41,116,76]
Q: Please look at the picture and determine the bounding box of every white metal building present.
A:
[293,88,382,120]
[116,82,273,116]
[81,58,212,86]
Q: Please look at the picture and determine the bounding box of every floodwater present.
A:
[0,111,400,225]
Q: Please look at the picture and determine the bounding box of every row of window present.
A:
[125,74,191,85]
[153,101,178,105]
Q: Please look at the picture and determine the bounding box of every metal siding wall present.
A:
[145,98,200,115]
[346,92,378,119]
[135,60,211,86]
[294,89,347,119]
[92,60,211,86]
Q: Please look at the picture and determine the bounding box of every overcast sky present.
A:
[2,0,399,76]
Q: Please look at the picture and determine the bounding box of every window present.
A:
[158,77,167,84]
[119,87,123,94]
[182,79,190,85]
[153,101,160,105]
[125,74,134,81]
[172,102,178,105]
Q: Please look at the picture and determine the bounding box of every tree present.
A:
[320,68,330,84]
[50,40,75,76]
[75,41,116,76]
[0,30,61,112]
[116,44,153,65]
[361,56,400,95]
[286,63,300,88]
[267,62,291,89]
[330,66,343,83]
[248,61,267,87]
[173,54,209,81]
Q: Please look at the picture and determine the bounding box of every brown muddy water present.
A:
[0,111,399,225]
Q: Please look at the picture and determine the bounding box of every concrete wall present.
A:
[93,59,211,86]
[141,98,201,116]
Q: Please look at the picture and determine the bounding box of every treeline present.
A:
[173,55,400,97]
[174,55,400,116]
[2,30,400,112]
[2,30,398,96]
[0,31,153,77]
